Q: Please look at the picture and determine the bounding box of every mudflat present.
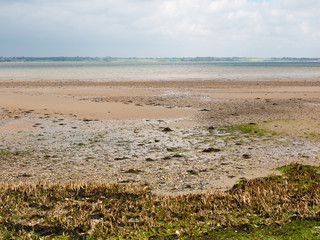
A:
[0,78,320,194]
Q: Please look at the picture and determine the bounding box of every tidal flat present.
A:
[0,78,320,193]
[0,62,320,238]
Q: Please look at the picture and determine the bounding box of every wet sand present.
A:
[0,78,320,194]
[0,89,193,120]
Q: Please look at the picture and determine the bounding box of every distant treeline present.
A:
[0,56,319,62]
[0,57,114,62]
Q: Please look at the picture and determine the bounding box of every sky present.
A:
[0,0,320,58]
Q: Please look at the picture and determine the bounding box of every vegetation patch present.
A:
[0,149,30,161]
[0,164,320,239]
[221,123,268,137]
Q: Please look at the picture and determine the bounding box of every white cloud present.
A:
[208,0,247,13]
[0,0,320,57]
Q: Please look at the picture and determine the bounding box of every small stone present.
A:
[146,158,155,162]
[119,179,136,183]
[172,154,183,158]
[114,157,129,160]
[242,154,251,159]
[83,118,92,122]
[163,127,173,132]
[124,169,143,174]
[187,170,198,175]
[20,173,32,178]
[202,148,221,153]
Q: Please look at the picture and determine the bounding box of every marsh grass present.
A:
[0,164,320,239]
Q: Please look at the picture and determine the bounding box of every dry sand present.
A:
[0,78,320,194]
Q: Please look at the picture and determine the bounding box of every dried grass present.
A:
[0,164,319,238]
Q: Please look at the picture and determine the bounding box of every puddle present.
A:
[305,102,320,106]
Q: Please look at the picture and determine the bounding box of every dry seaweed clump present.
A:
[0,164,320,239]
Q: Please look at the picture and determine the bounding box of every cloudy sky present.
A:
[1,0,319,57]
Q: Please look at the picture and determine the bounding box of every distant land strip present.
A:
[1,56,320,62]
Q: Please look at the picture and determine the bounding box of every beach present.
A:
[1,62,320,194]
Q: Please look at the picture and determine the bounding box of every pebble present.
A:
[163,127,173,132]
[1,111,319,194]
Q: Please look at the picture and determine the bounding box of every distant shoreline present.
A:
[1,56,320,63]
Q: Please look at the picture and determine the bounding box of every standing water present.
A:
[0,61,320,81]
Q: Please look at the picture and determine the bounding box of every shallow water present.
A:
[1,61,320,81]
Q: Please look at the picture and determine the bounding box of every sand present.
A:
[0,78,320,194]
[0,88,194,120]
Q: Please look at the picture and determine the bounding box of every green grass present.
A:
[217,123,280,144]
[0,149,30,161]
[0,164,320,239]
[307,132,320,139]
[222,123,267,137]
[199,220,320,239]
[275,165,293,172]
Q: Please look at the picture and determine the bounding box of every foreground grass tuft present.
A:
[0,164,320,239]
